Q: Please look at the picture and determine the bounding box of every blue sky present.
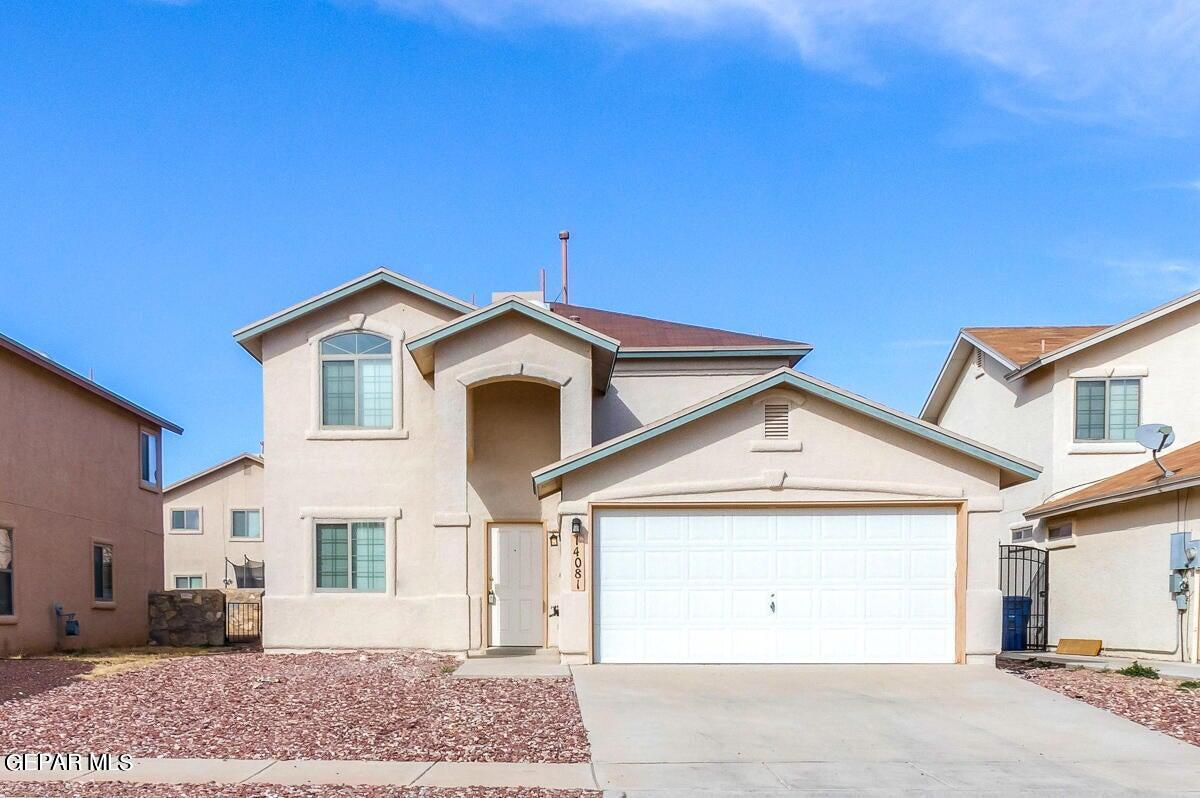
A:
[2,0,1198,482]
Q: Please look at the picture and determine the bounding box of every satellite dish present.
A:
[1136,423,1176,478]
[1136,424,1175,453]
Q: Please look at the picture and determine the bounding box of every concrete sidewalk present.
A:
[1001,650,1200,679]
[0,757,599,789]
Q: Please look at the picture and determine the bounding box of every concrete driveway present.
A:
[572,664,1200,795]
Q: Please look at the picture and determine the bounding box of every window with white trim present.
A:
[1074,378,1140,441]
[170,508,201,532]
[320,332,393,429]
[315,521,385,592]
[231,509,262,539]
[174,575,203,589]
[0,528,12,616]
[139,430,159,486]
[763,403,790,439]
[1011,526,1034,543]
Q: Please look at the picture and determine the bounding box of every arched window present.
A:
[320,332,393,428]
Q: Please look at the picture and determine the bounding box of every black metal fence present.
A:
[226,601,262,644]
[998,544,1049,651]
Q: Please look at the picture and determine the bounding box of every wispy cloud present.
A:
[376,1,1200,128]
[1104,256,1200,297]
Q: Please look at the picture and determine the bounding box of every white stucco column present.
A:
[965,496,1003,663]
[560,377,593,456]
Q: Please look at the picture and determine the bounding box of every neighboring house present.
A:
[922,289,1200,660]
[0,331,182,655]
[163,453,265,591]
[233,268,1038,664]
[1023,443,1200,662]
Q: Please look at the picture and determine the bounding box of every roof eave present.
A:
[920,333,1018,422]
[1025,474,1200,520]
[163,453,264,494]
[616,345,812,362]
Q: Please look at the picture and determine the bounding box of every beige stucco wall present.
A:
[0,349,165,655]
[555,384,1008,663]
[258,285,593,651]
[595,356,793,443]
[937,302,1200,533]
[1044,494,1196,660]
[163,459,265,590]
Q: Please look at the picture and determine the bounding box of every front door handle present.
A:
[488,590,497,605]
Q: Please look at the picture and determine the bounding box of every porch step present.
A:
[455,648,569,678]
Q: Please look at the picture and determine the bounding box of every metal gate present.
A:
[226,601,261,644]
[998,544,1049,651]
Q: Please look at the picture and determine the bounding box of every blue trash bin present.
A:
[1002,596,1032,651]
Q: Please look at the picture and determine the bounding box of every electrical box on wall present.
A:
[1171,531,1197,571]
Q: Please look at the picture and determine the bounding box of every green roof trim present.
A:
[407,298,620,354]
[532,369,1040,489]
[233,270,474,346]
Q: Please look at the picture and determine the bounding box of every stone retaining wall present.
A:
[148,589,226,647]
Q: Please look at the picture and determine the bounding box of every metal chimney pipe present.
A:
[540,267,546,303]
[559,230,570,304]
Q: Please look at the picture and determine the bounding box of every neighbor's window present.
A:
[140,430,159,485]
[170,508,201,532]
[1075,378,1140,441]
[0,528,12,616]
[320,332,393,428]
[1011,526,1034,543]
[231,509,262,539]
[93,543,113,602]
[315,521,385,592]
[763,403,790,439]
[1047,524,1073,542]
[174,575,203,589]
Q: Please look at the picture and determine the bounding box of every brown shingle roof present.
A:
[1026,440,1200,518]
[549,302,809,350]
[965,326,1108,368]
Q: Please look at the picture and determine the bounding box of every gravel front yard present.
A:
[1001,657,1200,745]
[0,650,589,763]
[0,659,94,704]
[0,785,597,798]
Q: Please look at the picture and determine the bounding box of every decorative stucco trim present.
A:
[456,361,572,388]
[1067,442,1143,455]
[555,472,966,514]
[233,268,474,360]
[966,496,1003,513]
[305,316,408,441]
[433,512,471,528]
[1068,365,1149,378]
[534,368,1041,494]
[749,440,804,452]
[300,506,403,519]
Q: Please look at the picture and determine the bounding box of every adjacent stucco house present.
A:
[163,453,265,590]
[234,269,1038,664]
[0,331,182,655]
[922,289,1200,661]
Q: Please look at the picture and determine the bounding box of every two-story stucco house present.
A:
[922,289,1200,661]
[163,453,265,591]
[234,268,1039,665]
[0,331,181,655]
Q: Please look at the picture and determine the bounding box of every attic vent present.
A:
[764,403,790,439]
[974,348,983,368]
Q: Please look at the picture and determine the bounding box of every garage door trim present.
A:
[586,500,967,664]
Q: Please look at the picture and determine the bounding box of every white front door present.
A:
[594,507,957,663]
[489,523,543,647]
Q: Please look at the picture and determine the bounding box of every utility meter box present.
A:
[1171,531,1197,570]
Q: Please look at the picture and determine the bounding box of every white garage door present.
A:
[594,507,957,663]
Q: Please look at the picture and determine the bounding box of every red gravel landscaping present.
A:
[0,785,598,798]
[1001,657,1200,746]
[0,659,94,704]
[0,650,589,763]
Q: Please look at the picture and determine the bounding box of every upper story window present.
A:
[320,332,393,429]
[231,509,262,540]
[139,430,159,487]
[170,508,201,533]
[0,528,12,616]
[1074,378,1140,441]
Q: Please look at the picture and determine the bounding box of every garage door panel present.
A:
[595,507,956,664]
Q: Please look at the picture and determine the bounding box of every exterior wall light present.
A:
[571,518,583,538]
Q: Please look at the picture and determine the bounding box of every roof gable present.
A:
[533,368,1040,497]
[964,326,1108,370]
[233,268,474,361]
[164,453,263,494]
[0,331,182,434]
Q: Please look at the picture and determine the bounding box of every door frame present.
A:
[587,500,968,665]
[484,519,548,649]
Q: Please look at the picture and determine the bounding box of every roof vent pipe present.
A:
[559,230,570,304]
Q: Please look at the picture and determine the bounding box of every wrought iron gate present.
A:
[998,544,1048,651]
[226,601,261,644]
